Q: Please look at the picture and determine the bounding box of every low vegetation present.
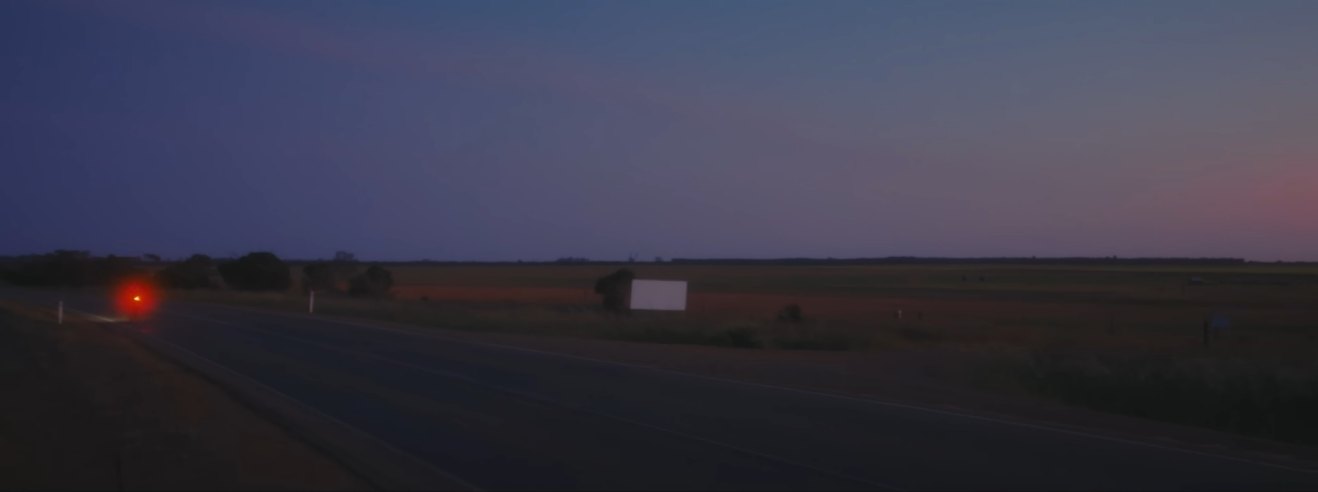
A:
[593,268,634,312]
[302,262,337,292]
[975,347,1318,446]
[156,254,221,289]
[348,265,394,298]
[0,250,145,287]
[216,252,292,291]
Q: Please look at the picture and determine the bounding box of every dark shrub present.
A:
[777,304,803,323]
[348,265,393,298]
[593,268,635,312]
[708,327,761,348]
[156,254,220,289]
[303,262,337,292]
[217,252,292,291]
[0,250,144,287]
[98,255,139,283]
[25,250,93,286]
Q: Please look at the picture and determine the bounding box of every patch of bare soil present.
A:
[0,300,370,491]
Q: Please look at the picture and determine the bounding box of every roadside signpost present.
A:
[629,280,687,311]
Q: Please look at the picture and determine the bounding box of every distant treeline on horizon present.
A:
[356,256,1257,266]
[0,254,1286,267]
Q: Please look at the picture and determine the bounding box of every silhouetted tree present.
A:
[348,265,393,298]
[217,252,292,291]
[143,253,161,262]
[593,268,635,312]
[303,262,337,292]
[156,254,220,289]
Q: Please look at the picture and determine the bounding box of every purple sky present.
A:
[2,1,1316,261]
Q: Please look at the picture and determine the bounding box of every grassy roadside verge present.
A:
[968,346,1318,447]
[0,299,369,490]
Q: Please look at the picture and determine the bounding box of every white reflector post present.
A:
[630,280,687,311]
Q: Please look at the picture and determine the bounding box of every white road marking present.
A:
[65,308,120,323]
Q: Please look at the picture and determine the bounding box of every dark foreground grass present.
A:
[981,348,1318,447]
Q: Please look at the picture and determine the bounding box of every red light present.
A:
[113,280,157,320]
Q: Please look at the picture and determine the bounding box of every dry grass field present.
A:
[377,263,1318,354]
[168,262,1318,446]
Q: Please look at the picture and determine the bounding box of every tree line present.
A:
[0,250,393,297]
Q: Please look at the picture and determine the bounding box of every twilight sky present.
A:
[2,1,1316,261]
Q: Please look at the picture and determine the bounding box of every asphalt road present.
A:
[5,287,1318,491]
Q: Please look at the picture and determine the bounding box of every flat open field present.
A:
[373,263,1318,356]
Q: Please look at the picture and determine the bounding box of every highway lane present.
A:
[5,287,1318,490]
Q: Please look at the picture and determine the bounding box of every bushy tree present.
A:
[217,252,292,291]
[593,268,634,312]
[348,265,393,298]
[303,262,337,292]
[156,254,220,289]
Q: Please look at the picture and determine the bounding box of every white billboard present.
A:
[630,280,687,311]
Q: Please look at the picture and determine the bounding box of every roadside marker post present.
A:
[57,301,63,324]
[309,291,315,314]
